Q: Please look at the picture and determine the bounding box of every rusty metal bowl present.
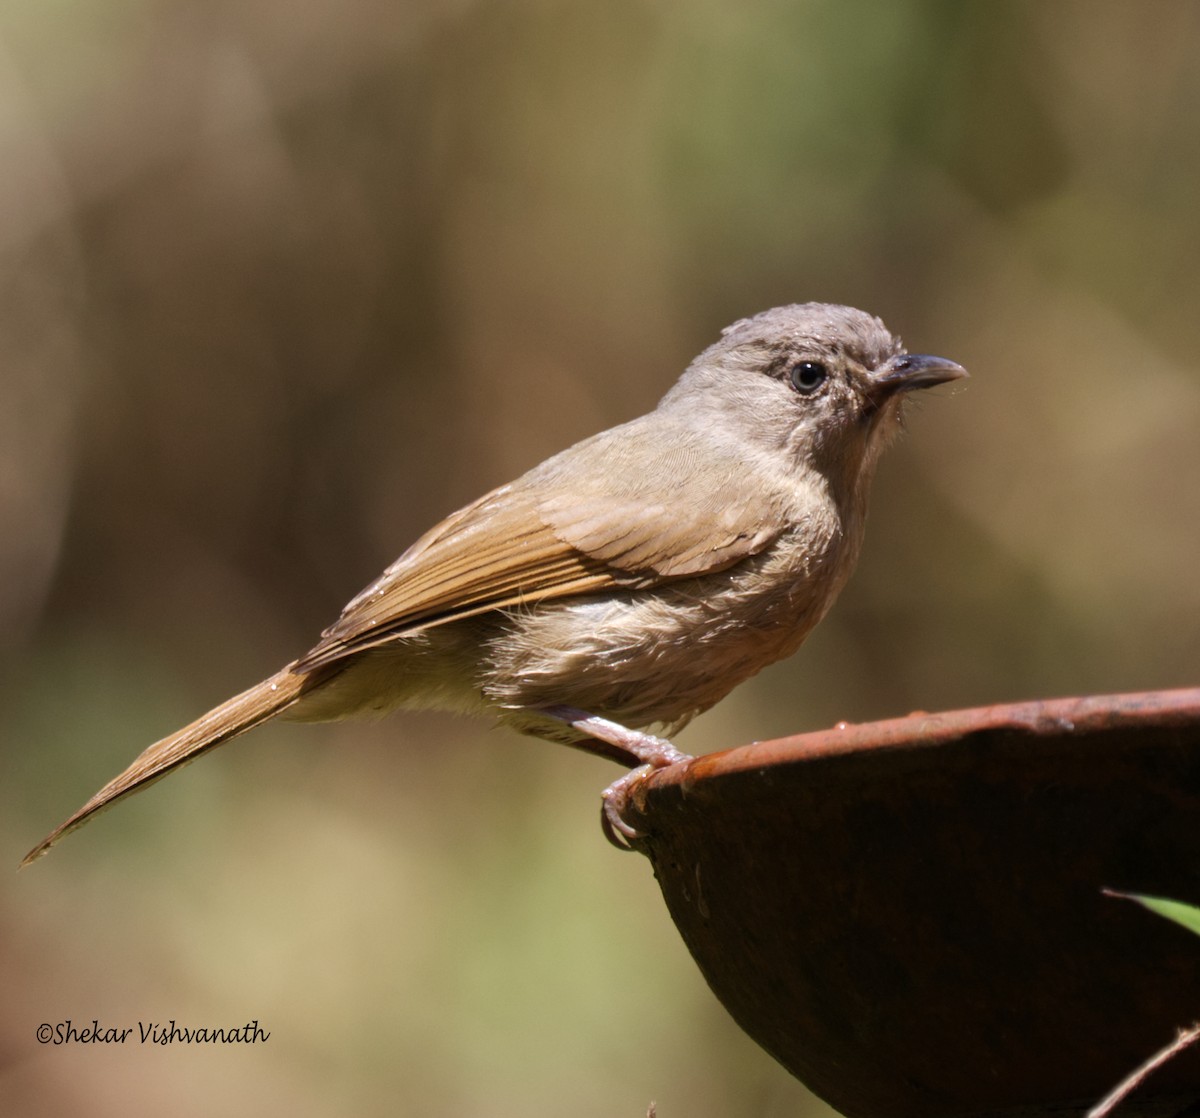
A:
[621,689,1200,1118]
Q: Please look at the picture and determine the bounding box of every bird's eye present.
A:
[789,360,828,395]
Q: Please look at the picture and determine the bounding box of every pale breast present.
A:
[480,509,859,733]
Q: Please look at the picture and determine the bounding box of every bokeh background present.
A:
[3,1,1200,1115]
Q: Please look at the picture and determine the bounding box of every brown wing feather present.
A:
[535,423,787,575]
[296,416,792,672]
[294,483,639,671]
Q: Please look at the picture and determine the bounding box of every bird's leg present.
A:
[538,705,693,851]
[539,706,692,767]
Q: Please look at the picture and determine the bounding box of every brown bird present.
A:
[23,303,965,864]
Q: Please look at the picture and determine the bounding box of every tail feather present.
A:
[21,666,308,867]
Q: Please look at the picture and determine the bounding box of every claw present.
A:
[600,764,655,851]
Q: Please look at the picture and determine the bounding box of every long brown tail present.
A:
[21,666,309,867]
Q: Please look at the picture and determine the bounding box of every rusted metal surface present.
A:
[622,688,1200,1118]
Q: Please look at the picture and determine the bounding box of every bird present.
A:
[22,302,965,865]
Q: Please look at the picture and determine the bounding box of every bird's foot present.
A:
[598,764,659,851]
[538,706,693,851]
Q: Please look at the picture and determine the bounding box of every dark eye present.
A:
[789,360,828,395]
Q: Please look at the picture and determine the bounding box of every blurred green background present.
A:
[3,1,1200,1115]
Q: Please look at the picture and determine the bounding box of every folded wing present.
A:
[297,419,790,671]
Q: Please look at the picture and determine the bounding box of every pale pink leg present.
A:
[538,706,693,850]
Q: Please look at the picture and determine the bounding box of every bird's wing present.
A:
[296,419,790,671]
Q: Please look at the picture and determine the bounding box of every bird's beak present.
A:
[872,353,968,397]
